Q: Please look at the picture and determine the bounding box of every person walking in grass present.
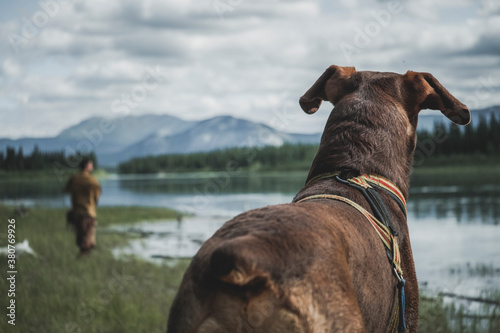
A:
[64,158,101,256]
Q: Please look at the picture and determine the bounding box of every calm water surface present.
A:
[2,172,500,297]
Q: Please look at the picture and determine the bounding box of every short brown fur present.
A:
[166,65,470,333]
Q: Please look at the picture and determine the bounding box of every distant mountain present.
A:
[56,114,195,155]
[1,106,498,167]
[0,137,76,154]
[0,114,321,167]
[120,116,320,160]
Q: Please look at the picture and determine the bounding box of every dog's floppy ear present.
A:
[299,65,356,114]
[404,71,470,125]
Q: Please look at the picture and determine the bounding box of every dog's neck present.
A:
[306,101,415,198]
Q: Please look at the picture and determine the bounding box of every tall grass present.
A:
[0,205,188,333]
[419,290,500,333]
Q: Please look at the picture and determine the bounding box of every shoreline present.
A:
[1,162,499,183]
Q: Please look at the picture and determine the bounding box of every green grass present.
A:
[0,205,188,333]
[0,168,111,182]
[419,295,452,333]
[419,291,500,333]
[1,205,499,332]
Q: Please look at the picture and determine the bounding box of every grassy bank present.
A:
[1,205,499,332]
[419,291,500,333]
[0,205,188,333]
[1,152,499,187]
[0,168,110,182]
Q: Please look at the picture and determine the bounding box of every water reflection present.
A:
[409,186,500,225]
[2,172,499,295]
[1,173,500,225]
[110,216,226,260]
[117,172,306,195]
[1,179,64,200]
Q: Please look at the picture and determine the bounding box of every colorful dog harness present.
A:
[296,173,407,333]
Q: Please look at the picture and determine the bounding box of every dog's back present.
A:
[167,66,470,333]
[168,203,374,332]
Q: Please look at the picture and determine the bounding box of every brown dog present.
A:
[166,66,470,333]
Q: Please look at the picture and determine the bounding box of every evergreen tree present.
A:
[447,123,462,155]
[489,112,500,154]
[475,114,489,154]
[463,123,474,154]
[0,146,99,171]
[5,147,16,170]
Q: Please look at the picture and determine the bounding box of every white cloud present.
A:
[38,28,74,51]
[2,58,22,77]
[75,61,148,81]
[0,0,499,139]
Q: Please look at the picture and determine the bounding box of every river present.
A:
[2,171,500,299]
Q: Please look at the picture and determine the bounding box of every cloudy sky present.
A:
[1,0,499,139]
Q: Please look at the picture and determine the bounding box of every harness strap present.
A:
[305,173,407,218]
[299,172,408,333]
[296,194,403,277]
[397,278,407,333]
[388,303,400,333]
[305,171,341,186]
[296,193,405,333]
[336,175,399,237]
[362,175,407,218]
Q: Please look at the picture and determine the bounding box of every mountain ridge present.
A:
[1,106,499,167]
[0,114,321,166]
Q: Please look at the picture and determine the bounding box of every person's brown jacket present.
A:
[64,171,101,218]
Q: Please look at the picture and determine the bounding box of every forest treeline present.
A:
[118,113,500,174]
[418,113,500,156]
[0,145,97,171]
[118,144,317,174]
[2,113,499,173]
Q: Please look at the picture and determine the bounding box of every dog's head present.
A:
[299,65,470,126]
[299,65,470,191]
